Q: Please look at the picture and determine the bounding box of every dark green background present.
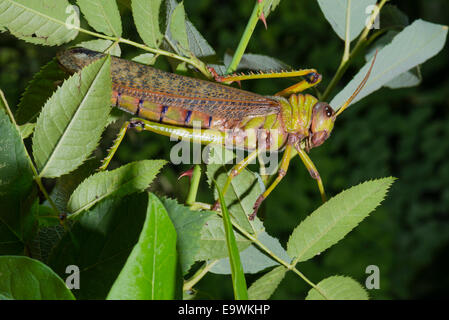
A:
[1,0,448,299]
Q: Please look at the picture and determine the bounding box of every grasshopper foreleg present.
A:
[295,145,327,202]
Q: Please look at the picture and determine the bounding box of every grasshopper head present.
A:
[309,102,335,148]
[308,50,378,149]
[56,48,103,74]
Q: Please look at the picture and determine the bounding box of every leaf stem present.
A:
[226,0,267,74]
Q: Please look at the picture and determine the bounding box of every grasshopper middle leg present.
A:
[211,148,262,211]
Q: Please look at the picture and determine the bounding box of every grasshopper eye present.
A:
[324,105,334,118]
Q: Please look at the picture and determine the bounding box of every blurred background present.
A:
[1,0,448,299]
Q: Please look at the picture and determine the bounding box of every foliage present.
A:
[0,0,447,300]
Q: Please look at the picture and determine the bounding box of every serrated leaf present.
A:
[306,276,368,300]
[132,0,163,48]
[161,197,214,275]
[287,178,395,263]
[15,58,67,125]
[0,107,37,254]
[107,193,178,300]
[195,216,252,261]
[76,0,122,37]
[0,0,79,46]
[248,266,287,300]
[32,56,112,178]
[317,0,377,41]
[0,256,75,300]
[224,52,290,71]
[67,160,165,216]
[210,231,291,274]
[77,39,121,57]
[331,20,448,109]
[185,20,214,58]
[47,193,148,299]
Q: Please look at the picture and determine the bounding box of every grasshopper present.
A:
[57,48,375,219]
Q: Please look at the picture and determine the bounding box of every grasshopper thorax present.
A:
[308,102,335,149]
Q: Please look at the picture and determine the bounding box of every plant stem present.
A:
[186,165,202,205]
[183,260,219,291]
[321,0,389,102]
[226,0,267,74]
[343,0,352,62]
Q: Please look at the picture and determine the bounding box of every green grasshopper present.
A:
[57,48,376,219]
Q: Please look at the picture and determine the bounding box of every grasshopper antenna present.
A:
[334,49,378,118]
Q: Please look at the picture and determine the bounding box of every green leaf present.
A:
[132,53,157,65]
[185,20,215,58]
[216,183,248,300]
[287,178,395,263]
[365,31,422,89]
[331,20,448,109]
[0,107,37,254]
[67,160,166,216]
[50,158,100,212]
[32,56,112,178]
[15,58,67,125]
[47,193,148,299]
[76,0,122,37]
[306,276,368,300]
[77,39,121,57]
[248,266,287,300]
[107,193,178,300]
[0,0,79,46]
[161,197,214,275]
[317,0,377,41]
[0,256,75,300]
[18,122,35,139]
[195,216,252,261]
[28,224,65,263]
[131,0,163,48]
[169,1,190,54]
[210,231,291,274]
[206,146,264,235]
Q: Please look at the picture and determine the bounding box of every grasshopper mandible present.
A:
[57,48,376,219]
